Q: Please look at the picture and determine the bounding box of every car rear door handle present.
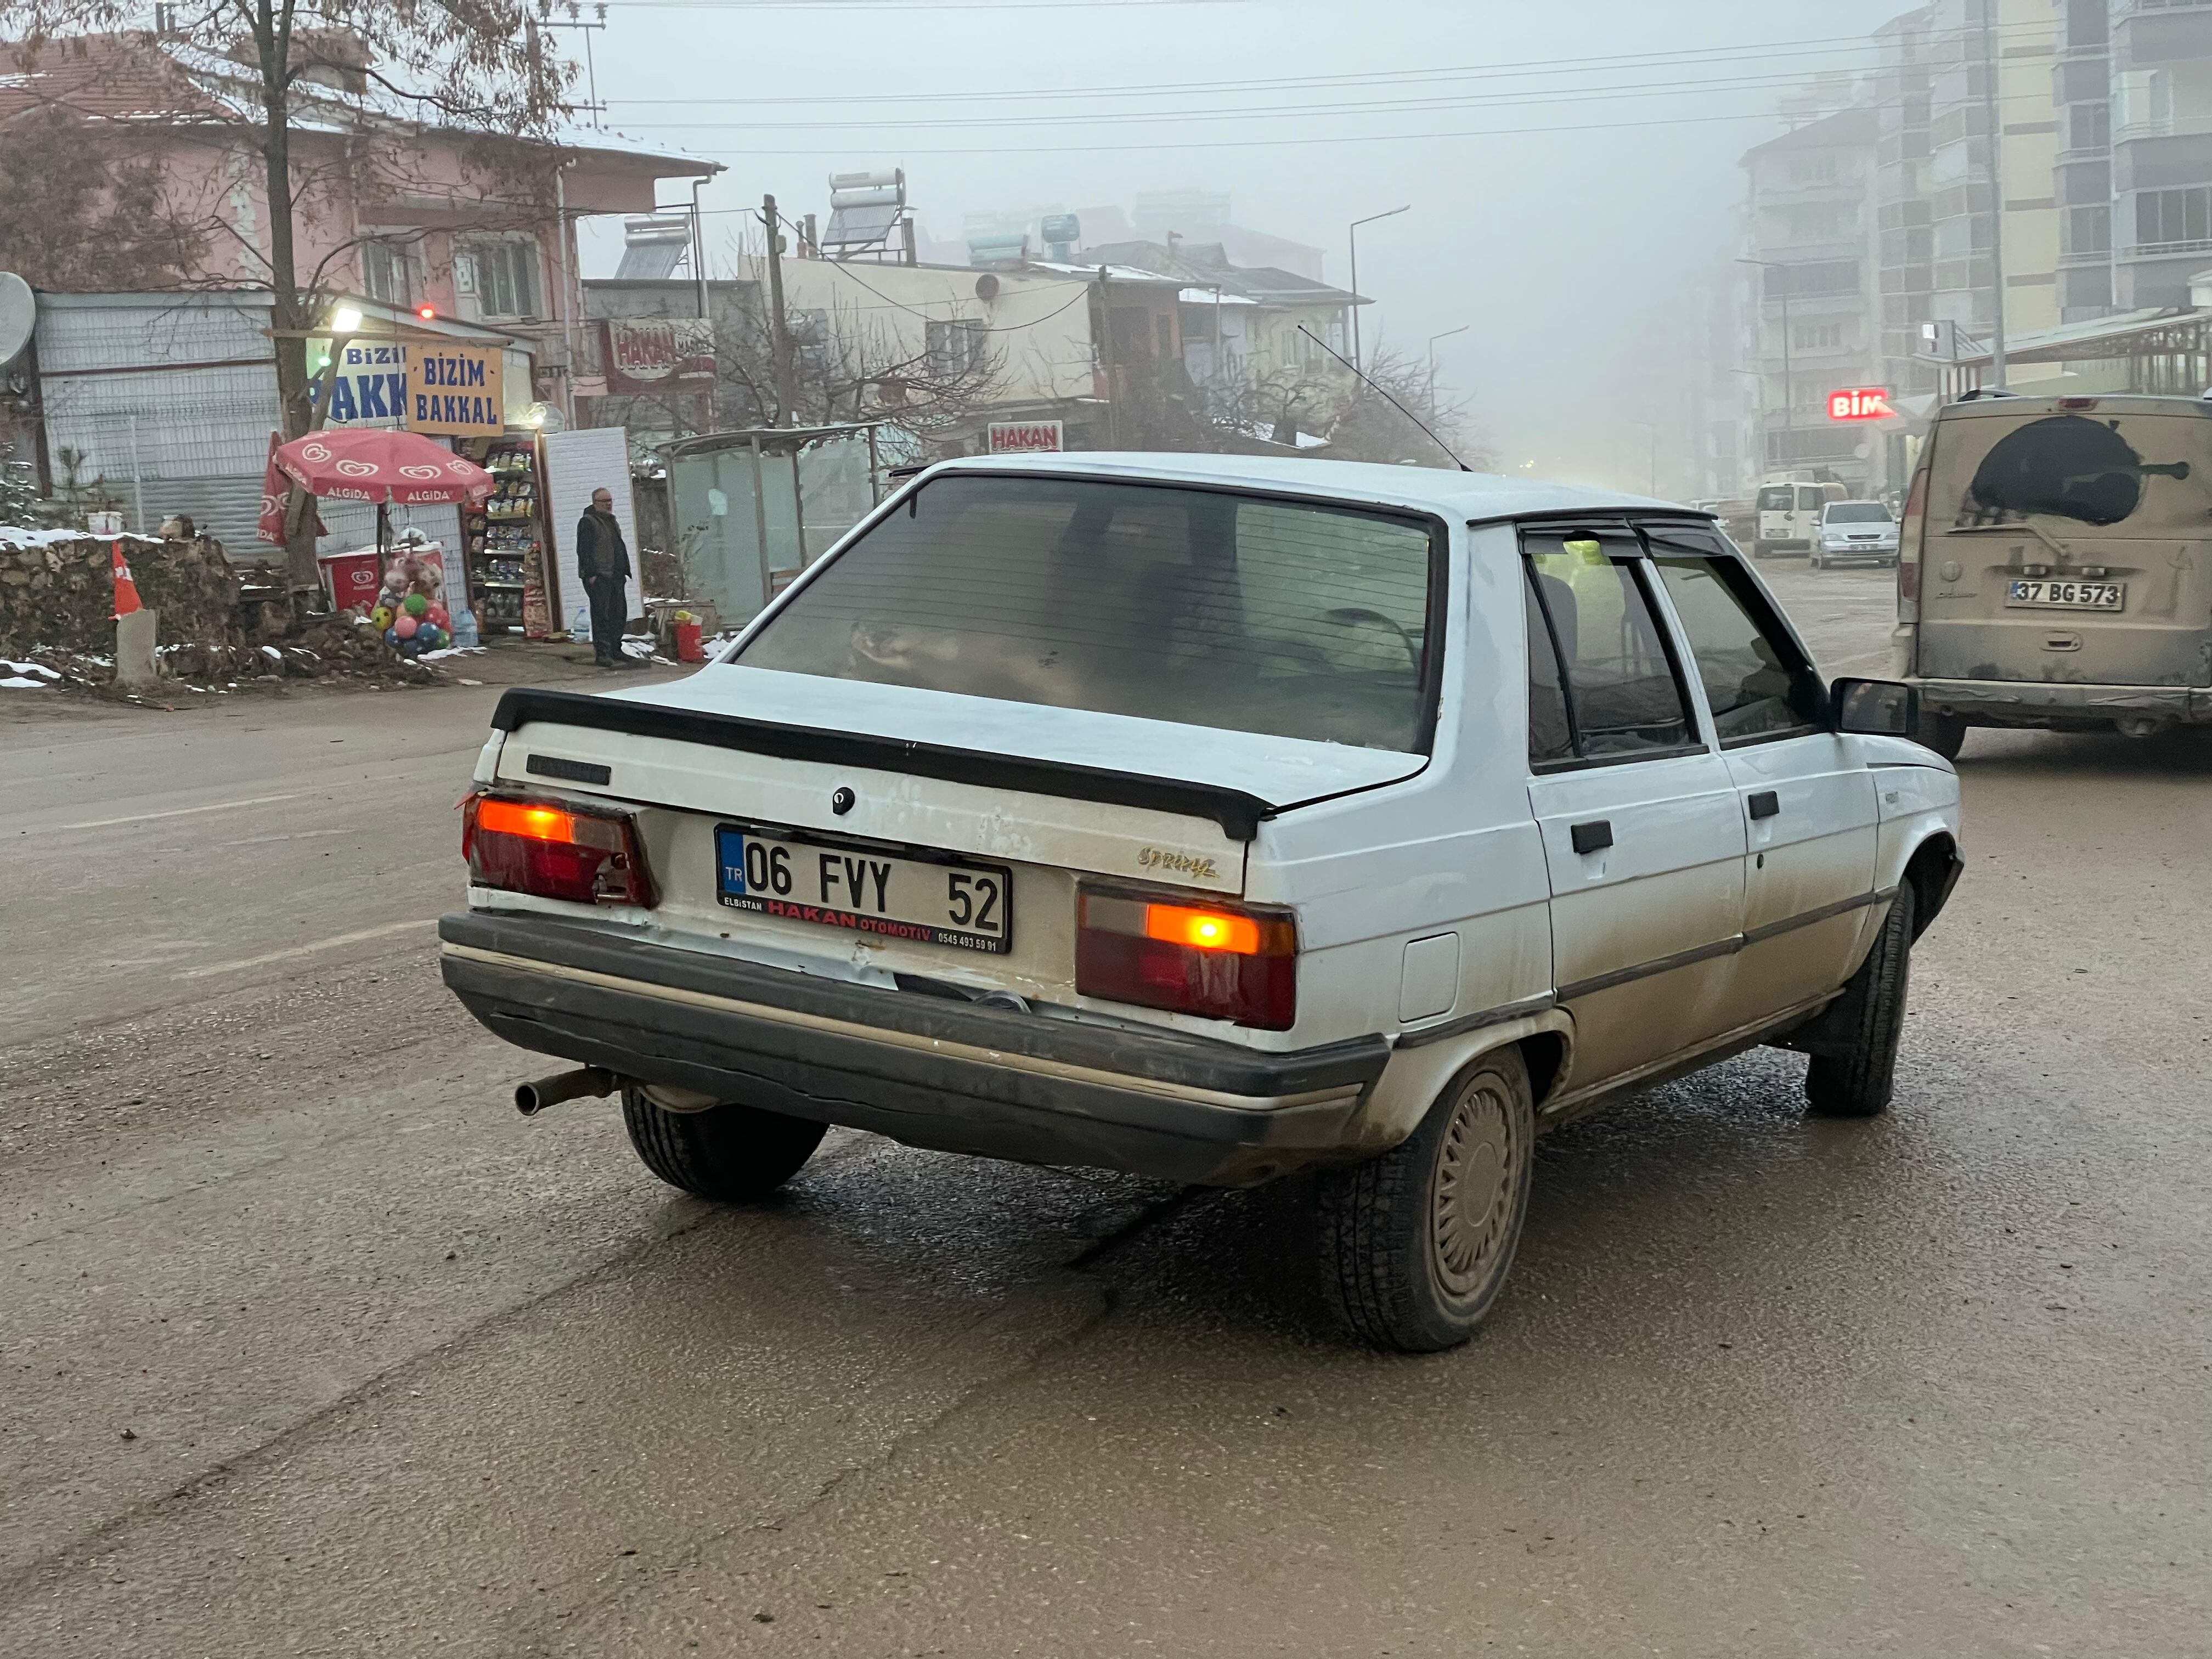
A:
[1747,791,1781,820]
[1570,819,1613,855]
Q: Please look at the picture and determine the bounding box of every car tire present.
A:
[620,1085,828,1201]
[1804,883,1915,1119]
[1915,709,1968,760]
[1316,1048,1536,1353]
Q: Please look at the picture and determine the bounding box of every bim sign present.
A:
[1827,386,1895,421]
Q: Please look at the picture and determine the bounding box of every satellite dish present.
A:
[0,273,33,369]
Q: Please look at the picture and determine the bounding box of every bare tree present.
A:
[0,105,207,289]
[1191,341,1488,470]
[2,5,578,585]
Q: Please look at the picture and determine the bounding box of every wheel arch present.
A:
[1348,1008,1577,1155]
[1901,831,1964,939]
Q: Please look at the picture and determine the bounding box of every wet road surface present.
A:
[3,565,2207,1656]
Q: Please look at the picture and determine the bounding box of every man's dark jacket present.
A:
[577,509,631,586]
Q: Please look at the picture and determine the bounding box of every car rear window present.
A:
[732,474,1438,753]
[1756,486,1793,511]
[1826,502,1892,523]
[1932,410,2212,532]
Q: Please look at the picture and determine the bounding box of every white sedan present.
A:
[442,455,1963,1352]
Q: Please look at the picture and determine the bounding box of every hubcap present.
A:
[1430,1077,1522,1300]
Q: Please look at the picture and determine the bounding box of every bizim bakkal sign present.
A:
[323,341,504,437]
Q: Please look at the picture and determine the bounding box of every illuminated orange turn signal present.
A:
[1143,903,1263,955]
[463,792,652,906]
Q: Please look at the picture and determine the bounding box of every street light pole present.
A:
[1426,323,1469,403]
[1348,204,1410,371]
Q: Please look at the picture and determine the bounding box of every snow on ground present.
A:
[2,659,61,690]
[0,526,162,550]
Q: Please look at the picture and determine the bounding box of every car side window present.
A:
[1646,532,1825,744]
[1521,531,1697,764]
[1523,565,1575,764]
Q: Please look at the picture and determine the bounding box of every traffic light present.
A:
[417,304,436,321]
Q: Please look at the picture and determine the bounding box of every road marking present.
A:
[178,918,439,980]
[45,792,304,833]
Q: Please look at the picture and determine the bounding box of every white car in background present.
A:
[1813,500,1901,569]
[442,456,1964,1352]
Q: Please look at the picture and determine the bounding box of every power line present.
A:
[600,21,2057,110]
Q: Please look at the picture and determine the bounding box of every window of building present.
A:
[923,317,985,376]
[1767,259,1860,299]
[2063,204,2111,258]
[1788,155,1839,187]
[2135,186,2212,250]
[464,239,541,320]
[359,237,416,307]
[2068,101,2109,153]
[1781,203,1854,240]
[1791,321,1846,351]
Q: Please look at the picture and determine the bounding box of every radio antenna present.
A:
[1296,324,1473,472]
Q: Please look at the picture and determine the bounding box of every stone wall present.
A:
[0,534,237,655]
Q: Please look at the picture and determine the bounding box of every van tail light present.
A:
[1076,889,1296,1031]
[1897,464,1927,614]
[462,793,655,907]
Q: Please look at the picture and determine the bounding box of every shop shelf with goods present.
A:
[460,435,552,637]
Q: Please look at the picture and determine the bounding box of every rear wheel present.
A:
[1316,1048,1536,1352]
[1805,884,1915,1119]
[621,1086,828,1201]
[1915,709,1967,760]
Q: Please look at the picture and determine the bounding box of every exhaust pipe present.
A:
[514,1066,619,1117]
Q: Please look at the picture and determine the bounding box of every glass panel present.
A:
[1522,535,1693,758]
[1651,552,1824,743]
[1522,567,1574,764]
[737,476,1436,752]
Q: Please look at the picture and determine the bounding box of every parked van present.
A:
[1753,479,1844,558]
[1895,392,2212,757]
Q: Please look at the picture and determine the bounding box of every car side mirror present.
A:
[1830,676,1918,737]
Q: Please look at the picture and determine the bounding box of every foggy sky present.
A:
[580,0,1907,492]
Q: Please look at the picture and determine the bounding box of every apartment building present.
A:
[1739,107,1885,492]
[1875,8,1940,394]
[2111,0,2212,310]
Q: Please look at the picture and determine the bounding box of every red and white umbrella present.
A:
[270,428,494,507]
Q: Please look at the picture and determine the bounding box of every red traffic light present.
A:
[417,304,437,321]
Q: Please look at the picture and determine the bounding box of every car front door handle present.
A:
[1570,819,1613,855]
[1747,791,1781,820]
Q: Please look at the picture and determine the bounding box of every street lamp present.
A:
[1626,417,1660,497]
[1348,204,1410,370]
[1426,323,1469,402]
[1736,257,1801,474]
[330,305,363,334]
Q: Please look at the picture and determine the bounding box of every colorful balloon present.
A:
[417,625,443,650]
[425,605,449,629]
[403,592,429,617]
[394,613,419,639]
[370,605,393,630]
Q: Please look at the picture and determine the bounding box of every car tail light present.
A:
[462,793,655,907]
[1076,889,1296,1030]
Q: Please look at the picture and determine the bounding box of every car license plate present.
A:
[2005,579,2124,611]
[714,824,1012,954]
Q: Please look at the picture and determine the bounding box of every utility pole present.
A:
[762,194,795,427]
[1981,3,2008,387]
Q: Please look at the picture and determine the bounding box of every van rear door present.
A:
[1915,402,2212,690]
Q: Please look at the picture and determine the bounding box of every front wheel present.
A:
[1316,1048,1536,1352]
[1805,883,1915,1118]
[621,1086,828,1201]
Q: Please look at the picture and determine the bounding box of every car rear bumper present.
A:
[439,910,1390,1186]
[1908,677,2212,725]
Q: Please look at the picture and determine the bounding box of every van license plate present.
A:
[2005,579,2124,611]
[714,825,1012,954]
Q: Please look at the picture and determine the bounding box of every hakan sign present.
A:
[1826,386,1896,422]
[601,318,715,396]
[986,420,1064,454]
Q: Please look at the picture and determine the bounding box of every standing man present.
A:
[576,486,634,669]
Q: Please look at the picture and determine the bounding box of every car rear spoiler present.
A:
[489,687,1278,840]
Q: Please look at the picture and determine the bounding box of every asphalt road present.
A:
[4,565,2208,1658]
